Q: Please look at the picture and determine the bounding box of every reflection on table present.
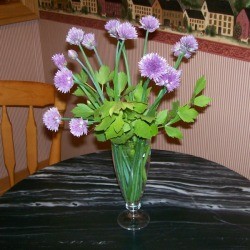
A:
[0,150,250,249]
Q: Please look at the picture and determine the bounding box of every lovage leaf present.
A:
[133,102,147,114]
[156,110,168,125]
[194,95,212,107]
[113,112,125,133]
[178,105,198,123]
[133,84,144,102]
[71,103,94,118]
[79,69,88,83]
[118,72,127,95]
[73,87,85,97]
[165,126,183,139]
[193,76,206,96]
[95,116,116,132]
[134,120,151,139]
[150,124,158,137]
[95,65,111,85]
[105,123,123,140]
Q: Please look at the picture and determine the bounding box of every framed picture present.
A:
[0,0,39,26]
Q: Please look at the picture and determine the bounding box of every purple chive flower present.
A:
[52,53,67,69]
[117,22,138,40]
[82,33,97,50]
[66,27,85,45]
[139,15,160,33]
[104,19,121,39]
[173,35,198,59]
[54,68,74,93]
[68,49,78,60]
[69,118,88,137]
[156,66,182,92]
[139,53,167,82]
[43,107,61,132]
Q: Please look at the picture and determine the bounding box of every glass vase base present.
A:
[117,209,150,231]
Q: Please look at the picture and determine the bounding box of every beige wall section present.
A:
[0,20,49,178]
[39,19,250,180]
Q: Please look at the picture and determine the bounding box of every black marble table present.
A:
[0,150,250,249]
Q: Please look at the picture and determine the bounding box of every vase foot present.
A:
[117,209,150,231]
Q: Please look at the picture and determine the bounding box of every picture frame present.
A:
[0,0,39,26]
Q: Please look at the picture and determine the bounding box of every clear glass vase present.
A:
[111,136,151,231]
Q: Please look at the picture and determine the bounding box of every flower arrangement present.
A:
[43,15,211,146]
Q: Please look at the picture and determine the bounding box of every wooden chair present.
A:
[0,80,66,194]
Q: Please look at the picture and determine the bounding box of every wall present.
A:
[39,19,250,180]
[0,20,49,178]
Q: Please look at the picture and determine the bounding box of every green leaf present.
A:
[73,87,85,97]
[108,71,114,81]
[121,102,134,111]
[123,123,131,132]
[113,112,125,133]
[193,76,206,96]
[140,115,155,123]
[94,132,106,142]
[109,102,122,116]
[95,65,111,85]
[95,116,116,132]
[194,95,212,107]
[79,70,88,83]
[178,105,198,123]
[71,103,94,118]
[111,129,134,144]
[106,86,114,98]
[123,85,136,96]
[105,123,123,140]
[133,84,144,102]
[150,124,158,137]
[118,72,127,95]
[133,102,147,114]
[156,110,168,125]
[99,100,115,118]
[134,120,151,139]
[165,126,183,139]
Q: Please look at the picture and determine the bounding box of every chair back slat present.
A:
[26,106,38,174]
[1,106,15,187]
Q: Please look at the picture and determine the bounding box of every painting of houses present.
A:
[38,0,250,47]
[184,9,205,32]
[201,0,234,37]
[71,0,82,11]
[158,0,183,27]
[132,0,152,20]
[104,0,122,17]
[236,7,250,42]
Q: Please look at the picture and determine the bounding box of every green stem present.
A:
[147,88,167,116]
[122,46,131,87]
[174,53,184,69]
[94,47,103,66]
[73,75,100,108]
[142,78,150,102]
[114,40,125,101]
[143,31,149,56]
[79,45,105,102]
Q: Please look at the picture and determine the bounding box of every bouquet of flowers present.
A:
[43,16,211,142]
[43,16,211,230]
